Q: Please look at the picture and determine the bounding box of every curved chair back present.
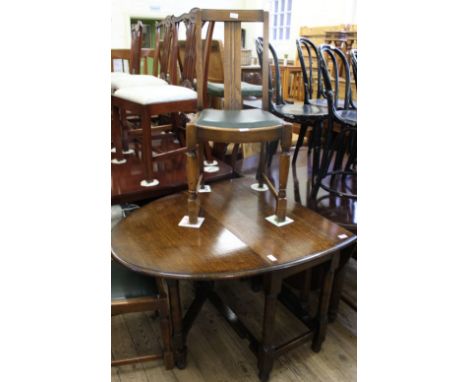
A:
[296,37,323,104]
[350,48,357,86]
[130,21,144,74]
[255,37,284,107]
[318,44,354,112]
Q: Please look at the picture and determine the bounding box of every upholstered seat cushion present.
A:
[196,108,284,129]
[111,74,168,92]
[113,85,197,105]
[111,260,157,300]
[336,109,357,126]
[207,81,263,98]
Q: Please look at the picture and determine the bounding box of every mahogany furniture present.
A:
[111,177,356,381]
[111,260,174,369]
[111,14,198,186]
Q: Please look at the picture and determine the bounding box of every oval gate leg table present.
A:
[112,177,356,381]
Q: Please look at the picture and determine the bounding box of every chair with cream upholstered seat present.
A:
[112,10,215,187]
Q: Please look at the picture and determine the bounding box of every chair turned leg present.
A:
[186,123,200,224]
[258,273,282,382]
[140,109,158,187]
[275,123,292,222]
[256,142,267,188]
[111,105,126,164]
[312,254,339,352]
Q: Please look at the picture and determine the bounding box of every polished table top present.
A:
[112,177,356,280]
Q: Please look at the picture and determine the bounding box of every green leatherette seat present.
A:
[195,108,284,129]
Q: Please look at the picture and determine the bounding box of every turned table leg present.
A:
[328,245,355,322]
[156,278,175,369]
[166,279,186,369]
[258,272,282,382]
[312,254,339,352]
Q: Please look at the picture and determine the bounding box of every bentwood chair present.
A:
[350,48,357,86]
[255,37,328,171]
[111,260,174,369]
[111,14,199,186]
[312,44,357,201]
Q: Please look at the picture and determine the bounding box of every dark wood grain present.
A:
[111,177,355,280]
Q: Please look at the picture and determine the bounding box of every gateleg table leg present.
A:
[258,272,282,382]
[166,279,186,369]
[312,253,339,352]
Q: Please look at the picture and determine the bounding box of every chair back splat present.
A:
[130,21,144,74]
[154,16,178,83]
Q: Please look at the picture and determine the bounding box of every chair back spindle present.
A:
[318,44,353,111]
[130,21,144,74]
[255,37,283,107]
[296,38,323,104]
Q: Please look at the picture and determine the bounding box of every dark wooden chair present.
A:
[111,260,174,369]
[255,37,328,174]
[312,44,356,202]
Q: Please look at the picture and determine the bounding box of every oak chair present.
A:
[111,260,174,369]
[182,9,293,228]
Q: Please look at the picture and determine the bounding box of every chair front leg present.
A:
[186,123,200,224]
[276,123,292,222]
[111,104,125,163]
